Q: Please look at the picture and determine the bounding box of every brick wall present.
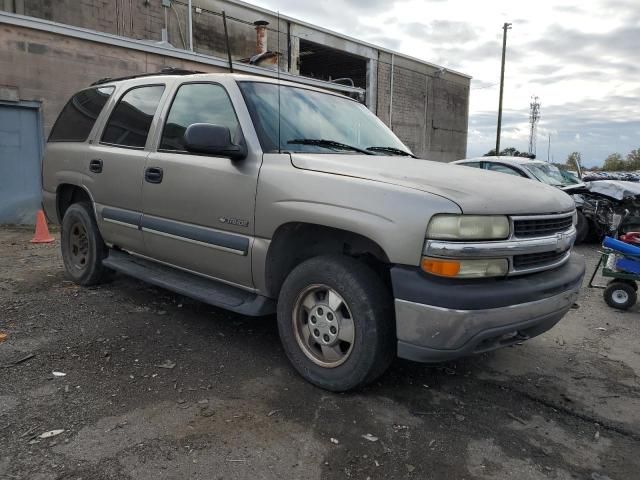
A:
[0,24,226,134]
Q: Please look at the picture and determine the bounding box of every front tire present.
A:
[61,202,109,286]
[277,255,395,391]
[575,211,589,245]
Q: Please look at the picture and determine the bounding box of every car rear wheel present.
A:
[277,255,395,391]
[61,202,109,286]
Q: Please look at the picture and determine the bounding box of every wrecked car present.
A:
[453,157,593,242]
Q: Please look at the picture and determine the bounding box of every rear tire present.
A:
[61,202,109,286]
[604,281,636,310]
[277,255,395,391]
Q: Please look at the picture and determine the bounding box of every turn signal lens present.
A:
[421,258,461,277]
[421,257,508,278]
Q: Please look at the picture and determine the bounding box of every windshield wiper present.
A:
[366,146,416,157]
[287,138,374,155]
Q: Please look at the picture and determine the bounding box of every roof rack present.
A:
[90,67,204,86]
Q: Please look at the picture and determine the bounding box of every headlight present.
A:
[421,257,508,278]
[426,215,510,240]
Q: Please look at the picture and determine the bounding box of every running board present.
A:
[103,250,276,316]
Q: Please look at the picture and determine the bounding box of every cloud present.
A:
[401,20,478,43]
[467,95,640,166]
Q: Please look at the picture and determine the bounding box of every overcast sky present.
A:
[249,0,639,167]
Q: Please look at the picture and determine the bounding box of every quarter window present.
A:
[101,85,165,148]
[160,83,240,152]
[49,87,114,142]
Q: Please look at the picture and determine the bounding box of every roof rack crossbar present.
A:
[90,67,204,86]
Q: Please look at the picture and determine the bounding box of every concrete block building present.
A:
[0,0,470,223]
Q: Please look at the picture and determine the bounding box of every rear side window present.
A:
[487,163,526,177]
[160,83,240,152]
[49,87,114,142]
[101,85,165,148]
[460,161,481,168]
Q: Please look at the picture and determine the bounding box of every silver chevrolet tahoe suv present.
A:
[42,71,585,391]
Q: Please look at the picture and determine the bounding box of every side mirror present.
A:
[183,123,247,160]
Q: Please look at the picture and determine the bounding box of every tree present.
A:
[566,152,581,171]
[483,147,535,158]
[603,153,626,171]
[626,148,640,171]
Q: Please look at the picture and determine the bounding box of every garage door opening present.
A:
[298,39,368,91]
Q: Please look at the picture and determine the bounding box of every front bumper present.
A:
[391,253,585,362]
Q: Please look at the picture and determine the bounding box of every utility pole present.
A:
[528,96,540,157]
[188,0,193,51]
[495,22,512,156]
[547,134,551,163]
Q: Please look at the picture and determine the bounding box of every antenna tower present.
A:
[528,95,541,156]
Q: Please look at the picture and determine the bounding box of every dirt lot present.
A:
[1,226,639,480]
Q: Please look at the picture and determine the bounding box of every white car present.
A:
[453,157,589,242]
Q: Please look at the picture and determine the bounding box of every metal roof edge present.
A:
[223,0,472,80]
[0,11,366,94]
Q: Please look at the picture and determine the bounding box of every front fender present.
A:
[254,154,461,266]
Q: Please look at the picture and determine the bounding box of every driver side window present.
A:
[160,83,240,152]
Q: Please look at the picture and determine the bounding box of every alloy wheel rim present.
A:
[69,222,89,270]
[292,284,355,368]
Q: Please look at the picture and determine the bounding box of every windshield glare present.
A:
[238,81,410,155]
[524,164,575,186]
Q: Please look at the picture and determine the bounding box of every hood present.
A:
[291,154,575,215]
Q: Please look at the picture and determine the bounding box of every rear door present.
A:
[84,84,166,255]
[141,81,259,288]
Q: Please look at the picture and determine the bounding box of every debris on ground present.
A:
[156,360,176,369]
[7,353,35,366]
[507,412,528,425]
[406,464,415,472]
[106,421,128,432]
[591,473,613,480]
[267,409,280,417]
[0,331,7,342]
[362,433,379,442]
[38,429,64,439]
[52,371,66,377]
[330,437,339,444]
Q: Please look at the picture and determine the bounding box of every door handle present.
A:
[145,167,163,184]
[89,159,103,173]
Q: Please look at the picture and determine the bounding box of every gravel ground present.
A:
[1,226,639,480]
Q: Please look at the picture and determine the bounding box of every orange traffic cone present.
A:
[31,210,55,244]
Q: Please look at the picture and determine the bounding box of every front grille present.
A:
[513,215,573,238]
[513,250,568,269]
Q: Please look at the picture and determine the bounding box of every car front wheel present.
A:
[277,255,395,391]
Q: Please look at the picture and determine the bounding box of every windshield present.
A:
[238,82,411,155]
[524,163,576,187]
